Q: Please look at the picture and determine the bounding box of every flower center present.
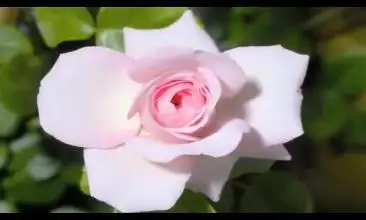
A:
[171,93,183,109]
[151,80,207,128]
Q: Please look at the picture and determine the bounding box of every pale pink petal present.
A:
[196,52,246,97]
[37,46,141,148]
[129,47,246,98]
[225,45,309,146]
[166,67,222,135]
[134,69,222,143]
[187,155,238,201]
[123,10,219,59]
[128,47,198,83]
[125,119,249,163]
[84,147,193,213]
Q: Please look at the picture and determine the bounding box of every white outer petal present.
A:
[37,46,141,148]
[123,10,219,59]
[187,155,238,202]
[84,147,193,213]
[225,45,309,147]
[125,119,249,163]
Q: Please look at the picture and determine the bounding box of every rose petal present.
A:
[187,155,238,201]
[225,45,309,146]
[123,10,219,59]
[125,118,249,163]
[37,46,141,148]
[84,147,193,213]
[166,67,222,135]
[134,69,222,143]
[196,52,246,97]
[129,47,198,83]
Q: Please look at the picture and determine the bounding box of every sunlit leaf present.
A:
[97,7,187,29]
[239,172,313,213]
[96,29,124,51]
[79,167,89,195]
[96,7,187,51]
[168,190,216,213]
[33,7,95,48]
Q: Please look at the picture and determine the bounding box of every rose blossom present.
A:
[37,10,309,213]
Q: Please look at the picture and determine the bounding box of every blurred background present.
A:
[0,7,365,213]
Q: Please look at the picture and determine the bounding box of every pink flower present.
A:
[37,10,309,213]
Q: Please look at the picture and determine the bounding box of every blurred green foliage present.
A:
[34,7,95,48]
[96,7,187,51]
[0,6,365,213]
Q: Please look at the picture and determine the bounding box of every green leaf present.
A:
[33,7,95,48]
[3,171,66,205]
[324,52,366,95]
[319,27,366,59]
[213,182,236,212]
[305,150,366,211]
[168,190,216,213]
[227,8,310,53]
[239,172,313,213]
[0,8,19,25]
[51,206,86,213]
[79,167,89,195]
[92,202,115,213]
[97,7,187,29]
[60,164,82,185]
[96,29,124,51]
[0,102,20,136]
[0,53,45,116]
[8,133,41,173]
[230,158,275,179]
[26,154,60,181]
[0,142,9,170]
[96,7,187,50]
[26,117,40,132]
[0,25,33,65]
[303,90,349,141]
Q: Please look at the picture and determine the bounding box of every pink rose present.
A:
[37,10,309,213]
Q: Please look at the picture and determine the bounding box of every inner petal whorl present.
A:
[151,77,207,129]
